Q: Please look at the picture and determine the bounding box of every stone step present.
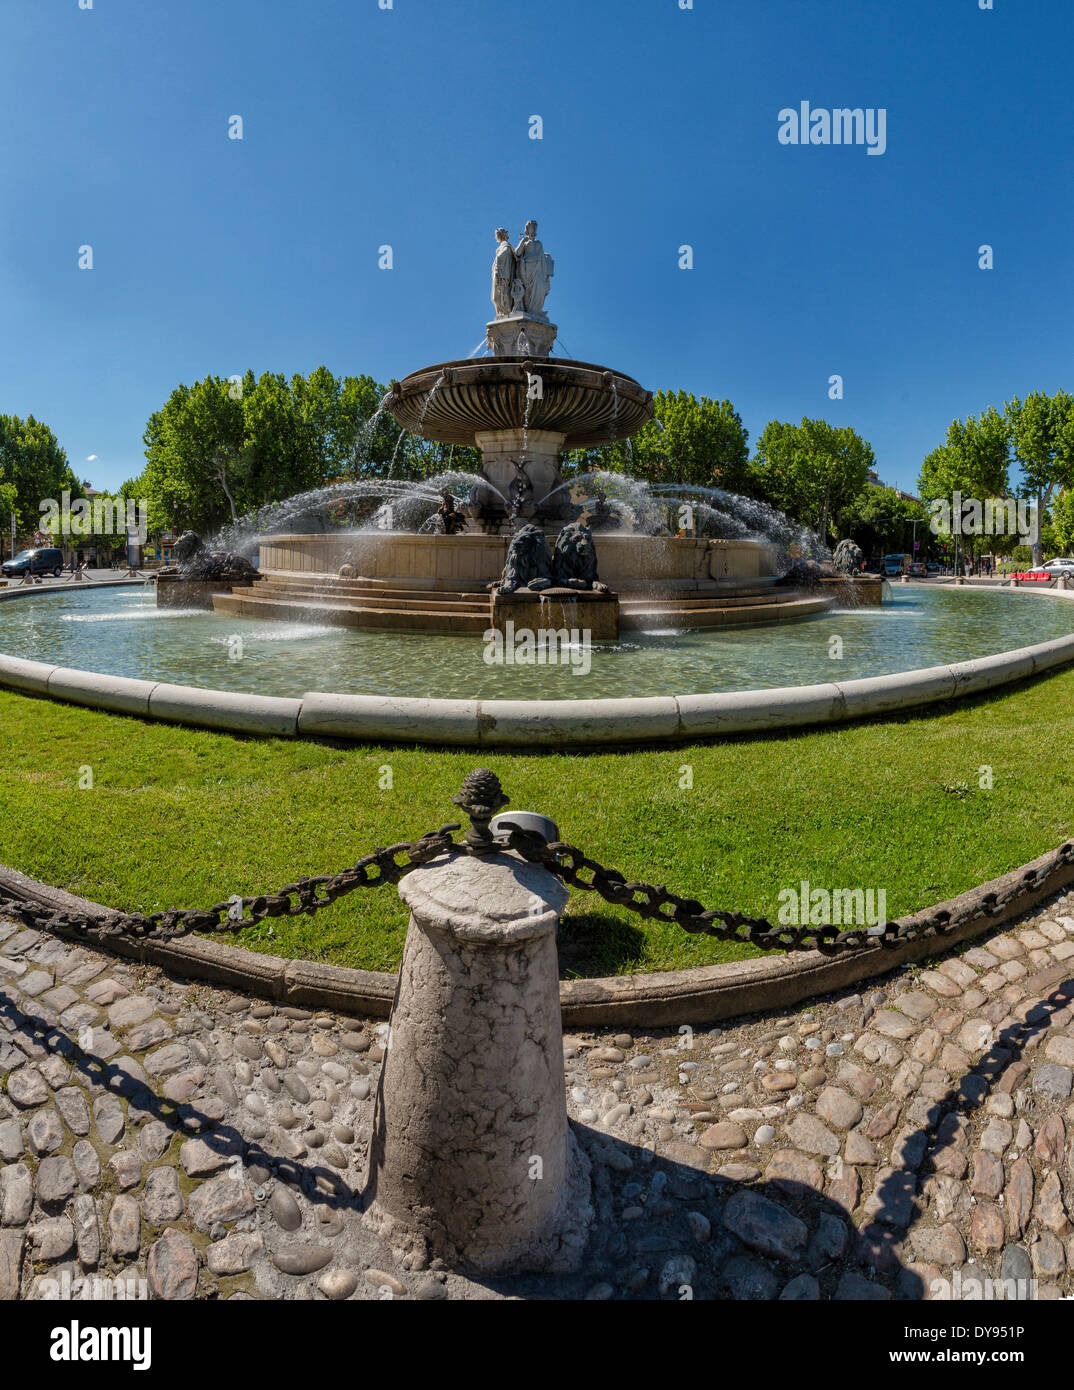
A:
[247,584,488,615]
[212,592,490,634]
[619,590,807,611]
[621,594,831,629]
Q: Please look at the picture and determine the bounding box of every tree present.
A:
[1051,488,1074,555]
[918,407,1011,567]
[844,486,928,557]
[562,390,751,492]
[1006,390,1074,566]
[751,418,875,543]
[0,413,79,555]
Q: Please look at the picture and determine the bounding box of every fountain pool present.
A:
[3,583,1073,703]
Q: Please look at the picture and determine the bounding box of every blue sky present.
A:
[1,0,1070,496]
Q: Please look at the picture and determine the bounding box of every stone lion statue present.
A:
[833,538,865,575]
[165,529,258,582]
[489,524,554,594]
[553,521,607,591]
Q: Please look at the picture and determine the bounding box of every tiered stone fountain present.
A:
[213,221,835,635]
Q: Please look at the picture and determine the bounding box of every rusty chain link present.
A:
[3,779,1073,961]
[494,823,1074,958]
[0,825,461,948]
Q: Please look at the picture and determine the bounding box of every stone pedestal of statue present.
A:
[485,314,558,359]
[476,428,570,522]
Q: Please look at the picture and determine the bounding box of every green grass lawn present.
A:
[1,673,1072,978]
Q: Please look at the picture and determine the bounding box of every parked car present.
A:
[0,547,64,578]
[908,561,927,577]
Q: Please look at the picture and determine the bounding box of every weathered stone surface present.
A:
[0,1228,25,1300]
[107,1195,141,1259]
[36,1155,77,1207]
[845,1130,878,1166]
[787,1113,840,1157]
[272,1243,333,1275]
[180,1137,235,1176]
[0,1120,23,1163]
[0,1163,34,1225]
[698,1122,746,1151]
[970,1202,1005,1252]
[72,1140,100,1192]
[872,1009,917,1040]
[1034,1064,1073,1101]
[1006,1158,1034,1239]
[815,1087,863,1130]
[1037,1171,1070,1235]
[92,1094,125,1146]
[979,1118,1013,1155]
[71,1194,100,1269]
[722,1190,807,1261]
[187,1175,254,1231]
[206,1231,264,1275]
[148,1231,199,1300]
[971,1152,1004,1199]
[143,1166,184,1226]
[27,1108,64,1156]
[318,1268,358,1299]
[6,1066,48,1109]
[32,1215,75,1262]
[866,1101,902,1140]
[1035,1115,1066,1166]
[269,1186,302,1232]
[910,1224,967,1266]
[721,1253,779,1300]
[764,1149,823,1194]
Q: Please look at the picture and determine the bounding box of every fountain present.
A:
[156,530,262,609]
[211,221,860,635]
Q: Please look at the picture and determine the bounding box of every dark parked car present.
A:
[1,547,64,578]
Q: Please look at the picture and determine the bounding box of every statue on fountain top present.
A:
[513,221,553,320]
[487,220,558,358]
[491,228,515,318]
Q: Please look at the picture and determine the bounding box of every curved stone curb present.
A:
[0,577,147,603]
[3,585,1074,746]
[4,841,1072,1027]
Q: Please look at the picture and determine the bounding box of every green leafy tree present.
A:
[844,487,928,558]
[562,390,751,492]
[0,413,79,556]
[918,407,1011,567]
[1006,390,1074,566]
[751,418,875,543]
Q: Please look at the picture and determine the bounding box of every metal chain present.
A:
[495,823,1074,958]
[0,825,461,948]
[4,796,1073,961]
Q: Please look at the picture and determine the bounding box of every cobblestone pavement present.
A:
[2,893,1074,1301]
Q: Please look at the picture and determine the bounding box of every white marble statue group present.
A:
[491,221,554,322]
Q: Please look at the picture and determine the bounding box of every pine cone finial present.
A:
[452,769,509,854]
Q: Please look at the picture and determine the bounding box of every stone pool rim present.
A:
[1,578,1074,746]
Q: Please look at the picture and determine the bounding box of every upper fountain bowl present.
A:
[387,357,654,448]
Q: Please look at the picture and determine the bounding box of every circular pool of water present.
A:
[1,583,1072,702]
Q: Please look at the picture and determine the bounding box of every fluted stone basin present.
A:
[388,357,654,448]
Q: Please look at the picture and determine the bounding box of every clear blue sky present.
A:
[1,0,1070,496]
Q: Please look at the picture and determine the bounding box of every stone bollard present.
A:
[364,838,592,1274]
